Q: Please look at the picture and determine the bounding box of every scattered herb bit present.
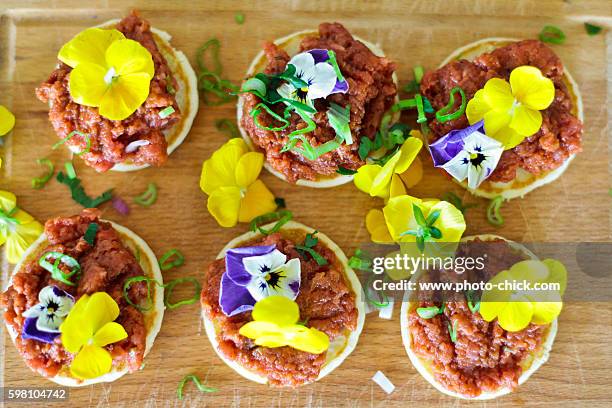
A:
[64,161,77,179]
[327,50,345,83]
[159,249,185,271]
[422,96,434,113]
[249,210,293,235]
[214,118,240,138]
[123,275,201,311]
[348,249,373,271]
[274,197,286,208]
[327,102,352,145]
[413,66,424,84]
[177,374,217,400]
[159,106,175,119]
[365,272,390,308]
[295,231,328,266]
[448,320,458,343]
[234,12,245,25]
[164,277,201,309]
[196,38,239,106]
[39,252,81,286]
[123,276,157,311]
[415,94,427,124]
[466,289,480,313]
[441,191,477,214]
[584,22,603,36]
[166,76,176,95]
[539,25,566,44]
[403,79,419,93]
[336,166,357,175]
[52,130,91,156]
[134,183,158,207]
[32,158,54,189]
[56,171,113,208]
[416,305,444,319]
[435,86,466,122]
[486,195,505,227]
[83,223,98,245]
[400,204,443,252]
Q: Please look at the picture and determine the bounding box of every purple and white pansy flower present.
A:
[21,285,74,344]
[429,120,504,189]
[277,49,349,109]
[219,245,301,317]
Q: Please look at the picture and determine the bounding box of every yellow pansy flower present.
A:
[60,292,128,380]
[354,137,423,200]
[238,295,329,354]
[200,139,277,227]
[58,28,154,121]
[479,259,566,332]
[466,66,555,149]
[0,191,43,264]
[0,105,15,136]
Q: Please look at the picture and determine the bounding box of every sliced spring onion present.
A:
[348,249,373,271]
[336,166,357,175]
[52,130,91,156]
[31,158,54,189]
[164,277,201,309]
[448,320,458,343]
[159,249,185,271]
[249,210,293,235]
[214,118,240,138]
[539,25,566,45]
[585,22,602,36]
[64,162,76,179]
[295,246,327,266]
[327,103,352,145]
[486,195,505,227]
[466,289,480,313]
[390,98,416,113]
[327,50,345,82]
[415,93,427,124]
[435,87,466,123]
[413,66,424,84]
[416,306,442,319]
[134,183,158,207]
[56,171,112,208]
[83,223,98,245]
[251,103,290,131]
[159,106,175,119]
[378,297,394,319]
[234,12,245,24]
[123,275,201,312]
[177,374,217,400]
[403,80,419,93]
[372,371,395,394]
[196,38,238,106]
[123,276,157,311]
[39,252,81,286]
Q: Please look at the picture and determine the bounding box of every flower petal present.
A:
[105,39,154,78]
[483,109,512,137]
[68,63,109,107]
[366,209,394,244]
[286,325,330,354]
[6,216,43,264]
[388,174,407,199]
[60,298,93,353]
[35,313,62,332]
[267,258,301,300]
[251,295,299,325]
[99,72,152,121]
[394,137,423,174]
[542,258,567,295]
[238,321,282,343]
[354,165,384,198]
[531,295,563,325]
[92,321,128,347]
[399,156,423,188]
[219,272,256,316]
[0,190,17,213]
[84,292,120,333]
[509,66,555,110]
[238,179,277,223]
[288,52,316,76]
[427,200,466,243]
[466,90,491,125]
[207,186,241,228]
[0,105,16,136]
[235,152,264,188]
[307,63,337,100]
[243,249,287,277]
[199,139,248,194]
[225,245,277,285]
[497,298,534,332]
[70,344,113,380]
[509,105,542,136]
[58,28,125,68]
[22,317,59,344]
[383,195,423,242]
[482,78,514,111]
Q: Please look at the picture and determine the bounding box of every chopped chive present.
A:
[327,50,345,82]
[435,87,466,122]
[295,231,328,266]
[274,197,286,208]
[32,158,54,189]
[159,249,185,271]
[56,171,112,208]
[448,320,458,343]
[415,94,427,124]
[39,252,81,286]
[584,22,602,36]
[83,223,98,245]
[196,38,238,106]
[234,12,245,25]
[403,80,419,93]
[214,118,240,138]
[486,195,505,227]
[413,66,424,84]
[466,290,480,313]
[134,183,158,207]
[416,306,442,319]
[53,130,91,156]
[177,374,217,400]
[123,276,156,311]
[539,25,566,45]
[348,249,373,271]
[64,162,76,179]
[336,166,357,175]
[249,210,293,235]
[164,277,201,309]
[159,106,175,119]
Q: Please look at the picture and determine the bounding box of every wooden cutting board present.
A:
[1,1,611,406]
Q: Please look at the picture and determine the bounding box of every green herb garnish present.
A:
[327,102,352,145]
[214,118,240,138]
[32,158,54,189]
[400,204,442,253]
[336,166,357,175]
[415,93,427,124]
[274,197,286,208]
[348,249,373,271]
[365,272,390,308]
[64,162,76,179]
[249,210,293,235]
[134,183,158,207]
[159,106,175,119]
[486,195,505,227]
[435,86,466,123]
[177,374,217,400]
[296,231,328,266]
[539,25,566,44]
[585,22,602,36]
[403,80,419,93]
[196,38,238,106]
[164,277,201,309]
[448,320,458,343]
[83,223,98,245]
[413,66,424,84]
[123,275,201,312]
[441,191,477,214]
[416,305,444,319]
[52,130,91,156]
[39,252,81,286]
[466,289,480,313]
[327,50,345,83]
[234,12,245,24]
[56,170,112,208]
[159,249,185,271]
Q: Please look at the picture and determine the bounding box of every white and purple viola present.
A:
[219,245,301,316]
[22,285,74,344]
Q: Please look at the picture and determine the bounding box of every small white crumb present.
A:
[372,370,395,394]
[378,298,394,319]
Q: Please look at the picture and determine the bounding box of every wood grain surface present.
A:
[1,1,611,407]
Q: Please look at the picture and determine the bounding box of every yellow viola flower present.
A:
[239,295,329,354]
[365,209,393,244]
[0,191,43,264]
[466,66,555,149]
[479,259,567,332]
[354,137,423,200]
[58,27,154,121]
[60,292,128,380]
[0,105,16,136]
[200,138,277,227]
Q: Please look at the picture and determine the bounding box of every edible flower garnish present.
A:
[0,191,43,264]
[60,292,128,380]
[0,105,16,136]
[58,28,154,121]
[479,259,567,332]
[466,66,555,149]
[22,286,74,344]
[365,195,466,253]
[430,120,504,189]
[219,245,300,316]
[199,138,277,227]
[354,137,423,200]
[238,295,329,354]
